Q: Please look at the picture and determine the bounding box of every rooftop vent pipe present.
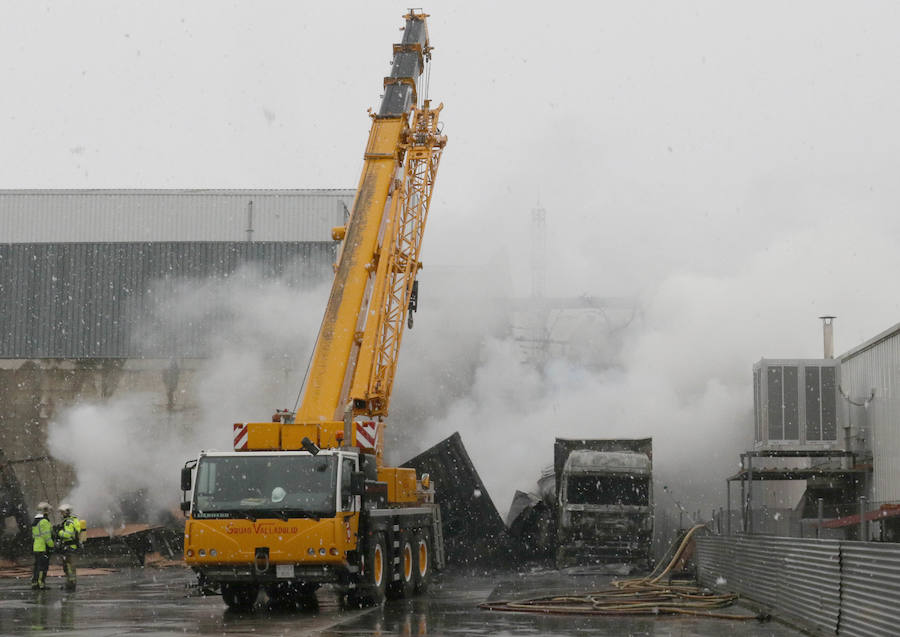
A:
[819,316,836,359]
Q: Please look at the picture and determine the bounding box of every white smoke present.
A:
[45,206,900,529]
[404,208,900,521]
[48,268,328,525]
[48,395,172,522]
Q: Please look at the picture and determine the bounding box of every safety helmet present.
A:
[37,501,52,514]
[58,503,73,515]
[271,487,286,503]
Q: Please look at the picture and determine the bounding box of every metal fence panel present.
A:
[697,535,841,634]
[839,542,900,637]
[698,536,900,636]
[778,538,842,634]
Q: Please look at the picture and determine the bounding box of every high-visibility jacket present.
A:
[32,515,54,552]
[58,516,81,549]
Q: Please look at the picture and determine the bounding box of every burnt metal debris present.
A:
[402,432,511,566]
[0,449,30,555]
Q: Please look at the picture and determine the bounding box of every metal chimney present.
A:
[819,316,836,359]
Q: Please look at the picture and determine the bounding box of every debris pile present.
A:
[479,525,766,621]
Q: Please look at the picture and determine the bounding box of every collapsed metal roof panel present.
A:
[402,432,510,565]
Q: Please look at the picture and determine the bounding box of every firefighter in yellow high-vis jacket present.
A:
[56,504,81,590]
[31,502,54,590]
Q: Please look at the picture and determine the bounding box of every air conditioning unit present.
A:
[753,358,841,449]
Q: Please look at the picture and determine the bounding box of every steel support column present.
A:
[747,455,754,535]
[726,480,732,536]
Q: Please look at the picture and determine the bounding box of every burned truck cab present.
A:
[556,448,653,567]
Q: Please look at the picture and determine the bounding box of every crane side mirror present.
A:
[350,472,366,497]
[180,501,191,512]
[181,466,193,492]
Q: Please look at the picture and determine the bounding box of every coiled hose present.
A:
[479,525,763,620]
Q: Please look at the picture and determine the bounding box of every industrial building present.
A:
[839,323,900,537]
[731,318,900,541]
[0,189,352,526]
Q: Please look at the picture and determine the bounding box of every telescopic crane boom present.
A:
[246,10,446,469]
[182,11,448,609]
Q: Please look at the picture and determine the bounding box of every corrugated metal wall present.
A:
[840,326,900,503]
[697,535,900,636]
[0,242,334,359]
[839,542,900,636]
[0,189,353,242]
[697,535,841,633]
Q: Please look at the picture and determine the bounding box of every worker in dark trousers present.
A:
[31,502,54,590]
[56,504,81,591]
[56,504,81,590]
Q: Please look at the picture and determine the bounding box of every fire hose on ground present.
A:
[479,524,768,621]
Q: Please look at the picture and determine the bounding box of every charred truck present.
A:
[553,438,653,567]
[180,11,447,609]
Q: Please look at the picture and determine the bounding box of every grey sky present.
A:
[2,1,899,349]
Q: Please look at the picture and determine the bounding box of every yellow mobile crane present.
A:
[180,10,446,609]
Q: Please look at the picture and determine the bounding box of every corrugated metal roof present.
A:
[840,320,900,362]
[0,242,334,359]
[0,189,354,243]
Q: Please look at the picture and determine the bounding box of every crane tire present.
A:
[413,529,431,593]
[357,532,387,605]
[388,531,416,599]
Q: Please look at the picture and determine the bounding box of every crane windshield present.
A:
[192,454,337,519]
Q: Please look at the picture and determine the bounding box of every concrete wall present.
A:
[0,358,201,523]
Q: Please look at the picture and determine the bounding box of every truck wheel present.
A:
[413,530,431,593]
[222,583,258,611]
[358,533,387,605]
[388,532,416,599]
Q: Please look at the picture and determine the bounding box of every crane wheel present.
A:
[413,530,431,593]
[355,532,387,605]
[388,532,416,599]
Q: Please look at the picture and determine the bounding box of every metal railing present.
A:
[697,535,900,636]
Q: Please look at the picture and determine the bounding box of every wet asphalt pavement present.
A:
[0,566,805,636]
